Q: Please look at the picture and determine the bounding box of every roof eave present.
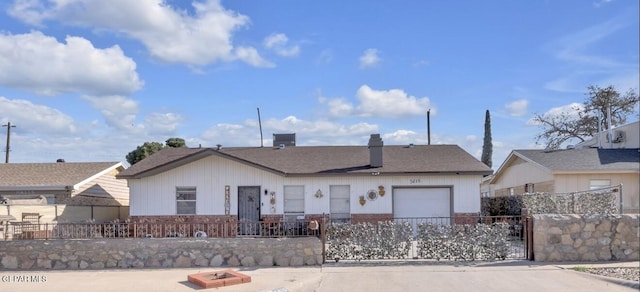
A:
[73,162,124,189]
[285,170,493,177]
[118,149,287,179]
[552,169,640,175]
[0,186,72,192]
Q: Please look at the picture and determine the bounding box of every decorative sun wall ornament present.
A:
[315,189,324,199]
[378,185,386,197]
[366,189,378,201]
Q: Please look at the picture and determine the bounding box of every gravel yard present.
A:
[582,267,640,283]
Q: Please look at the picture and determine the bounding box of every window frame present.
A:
[283,185,305,221]
[589,179,611,191]
[524,183,534,193]
[176,187,197,215]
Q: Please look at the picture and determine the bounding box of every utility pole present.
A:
[3,122,16,163]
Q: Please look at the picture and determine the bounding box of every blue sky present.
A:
[0,0,638,169]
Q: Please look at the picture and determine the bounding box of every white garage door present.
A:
[393,187,451,218]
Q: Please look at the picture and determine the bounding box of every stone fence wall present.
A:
[533,214,639,262]
[0,237,323,270]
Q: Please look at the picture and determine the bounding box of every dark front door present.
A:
[238,186,260,235]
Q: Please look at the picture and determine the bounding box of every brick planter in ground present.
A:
[188,270,251,289]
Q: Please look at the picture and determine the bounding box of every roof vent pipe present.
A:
[368,134,384,167]
[56,159,65,163]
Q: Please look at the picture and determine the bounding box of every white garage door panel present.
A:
[393,188,451,218]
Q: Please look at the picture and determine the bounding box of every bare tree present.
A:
[534,85,639,149]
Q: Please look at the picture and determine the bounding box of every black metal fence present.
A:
[1,220,320,240]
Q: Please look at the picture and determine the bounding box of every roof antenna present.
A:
[257,107,264,147]
[427,109,431,145]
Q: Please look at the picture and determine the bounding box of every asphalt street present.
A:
[0,260,638,292]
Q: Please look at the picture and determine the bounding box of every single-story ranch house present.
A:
[0,161,128,206]
[0,161,130,224]
[486,148,639,213]
[117,134,493,229]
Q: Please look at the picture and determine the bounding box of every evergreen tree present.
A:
[481,110,492,168]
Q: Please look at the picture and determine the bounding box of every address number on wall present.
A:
[409,178,421,184]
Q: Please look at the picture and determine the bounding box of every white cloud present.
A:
[0,31,142,96]
[82,95,142,132]
[263,33,300,57]
[0,96,78,135]
[355,85,432,118]
[144,113,184,135]
[505,99,529,117]
[200,116,379,147]
[526,102,584,126]
[359,48,381,68]
[382,130,420,144]
[235,46,275,68]
[8,0,271,67]
[318,85,433,118]
[318,96,354,118]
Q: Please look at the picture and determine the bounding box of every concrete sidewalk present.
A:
[0,260,637,292]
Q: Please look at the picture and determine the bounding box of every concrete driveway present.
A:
[0,260,637,292]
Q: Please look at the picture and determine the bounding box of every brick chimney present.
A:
[368,134,383,167]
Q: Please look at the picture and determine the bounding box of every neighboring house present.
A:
[487,148,640,213]
[480,175,494,198]
[117,134,493,228]
[0,161,130,223]
[574,121,639,150]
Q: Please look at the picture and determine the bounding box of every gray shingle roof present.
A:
[0,162,122,188]
[118,145,493,179]
[514,148,640,172]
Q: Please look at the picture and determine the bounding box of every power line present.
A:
[2,121,16,163]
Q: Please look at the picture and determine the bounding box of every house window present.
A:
[176,187,196,214]
[283,185,304,221]
[589,179,610,190]
[508,188,515,196]
[524,183,534,193]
